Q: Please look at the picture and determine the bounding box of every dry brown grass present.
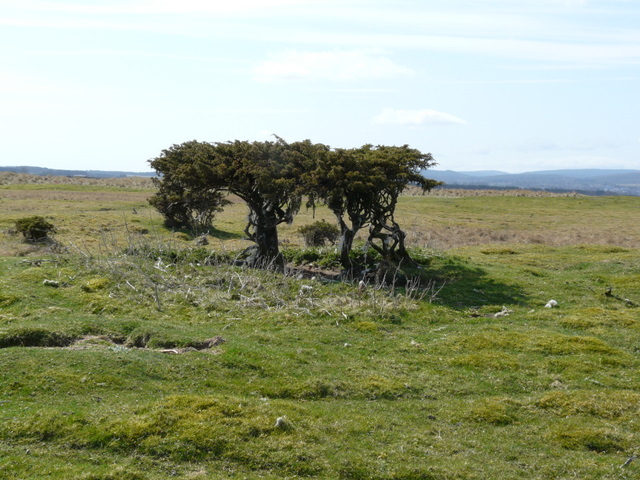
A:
[0,171,155,188]
[405,185,585,198]
[1,174,638,256]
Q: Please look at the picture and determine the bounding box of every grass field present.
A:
[0,180,639,479]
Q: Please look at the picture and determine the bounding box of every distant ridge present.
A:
[2,165,639,195]
[0,165,156,178]
[426,169,640,196]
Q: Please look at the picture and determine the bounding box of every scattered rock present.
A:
[201,336,226,348]
[195,234,209,246]
[274,416,294,431]
[298,285,313,296]
[42,279,59,288]
[494,306,513,318]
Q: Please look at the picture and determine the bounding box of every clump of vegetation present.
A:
[149,137,441,271]
[147,141,230,232]
[298,220,339,247]
[15,216,56,241]
[81,277,110,293]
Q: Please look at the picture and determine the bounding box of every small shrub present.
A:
[14,216,56,241]
[298,220,340,247]
[81,277,110,293]
[468,398,518,425]
[282,247,323,265]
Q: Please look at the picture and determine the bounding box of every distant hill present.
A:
[2,165,639,195]
[0,166,156,178]
[426,169,640,196]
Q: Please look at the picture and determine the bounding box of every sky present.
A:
[1,0,639,173]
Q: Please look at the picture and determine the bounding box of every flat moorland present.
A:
[0,180,639,479]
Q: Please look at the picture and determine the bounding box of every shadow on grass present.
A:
[422,257,528,309]
[208,226,243,241]
[170,226,243,241]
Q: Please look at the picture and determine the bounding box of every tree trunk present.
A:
[389,222,415,266]
[368,219,415,267]
[339,226,355,275]
[245,208,284,270]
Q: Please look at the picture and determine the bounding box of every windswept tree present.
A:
[204,137,325,268]
[364,145,441,265]
[307,144,439,272]
[207,139,298,267]
[150,137,322,268]
[305,147,373,272]
[148,141,229,231]
[150,137,438,273]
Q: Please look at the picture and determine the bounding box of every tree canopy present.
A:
[149,138,439,273]
[201,138,320,268]
[148,141,228,231]
[306,144,440,272]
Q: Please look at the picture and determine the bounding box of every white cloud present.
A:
[4,1,639,67]
[373,108,466,126]
[253,50,414,82]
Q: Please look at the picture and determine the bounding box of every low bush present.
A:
[298,220,339,247]
[15,216,56,241]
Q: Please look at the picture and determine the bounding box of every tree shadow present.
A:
[169,226,243,241]
[207,227,243,241]
[420,257,528,309]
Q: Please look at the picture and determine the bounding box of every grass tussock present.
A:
[547,423,629,453]
[536,390,640,419]
[467,397,520,425]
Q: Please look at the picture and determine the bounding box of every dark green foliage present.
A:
[305,144,440,272]
[148,141,229,231]
[281,247,325,266]
[282,245,383,271]
[149,137,328,269]
[149,137,439,272]
[15,215,56,241]
[204,137,327,268]
[298,220,340,246]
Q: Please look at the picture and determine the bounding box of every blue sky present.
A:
[1,0,638,173]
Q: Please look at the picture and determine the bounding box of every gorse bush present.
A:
[15,216,56,241]
[298,220,340,247]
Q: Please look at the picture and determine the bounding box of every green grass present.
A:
[0,186,639,478]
